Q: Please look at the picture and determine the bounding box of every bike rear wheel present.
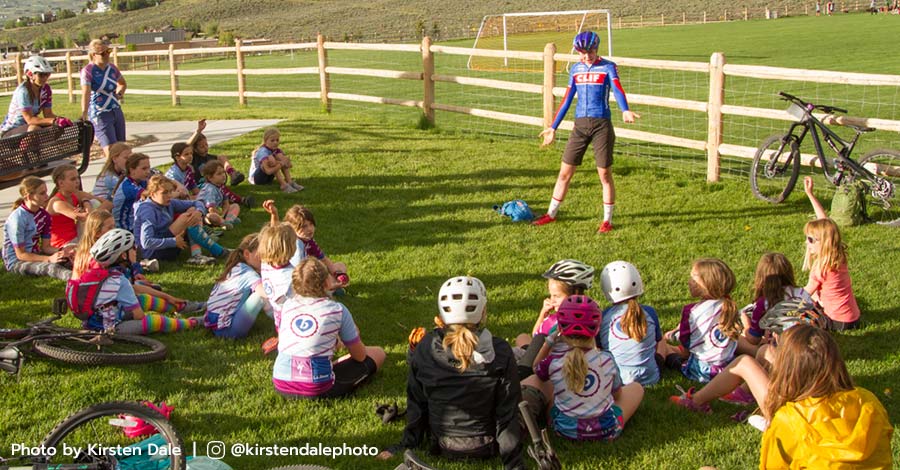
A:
[39,401,185,470]
[33,333,167,366]
[858,148,900,225]
[751,133,802,203]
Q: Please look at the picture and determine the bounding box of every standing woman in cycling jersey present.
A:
[80,39,127,158]
[1,55,72,137]
[534,31,640,234]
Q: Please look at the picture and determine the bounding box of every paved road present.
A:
[0,119,279,224]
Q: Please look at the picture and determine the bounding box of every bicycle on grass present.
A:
[0,298,167,375]
[750,91,900,224]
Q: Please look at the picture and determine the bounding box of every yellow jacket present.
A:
[760,387,893,469]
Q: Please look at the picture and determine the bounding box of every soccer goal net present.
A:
[467,9,613,72]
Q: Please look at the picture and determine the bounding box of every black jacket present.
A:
[400,328,525,470]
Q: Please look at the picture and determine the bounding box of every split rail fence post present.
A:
[542,43,556,130]
[707,52,726,183]
[14,53,22,85]
[168,44,179,106]
[421,36,435,126]
[65,52,74,103]
[235,39,246,106]
[111,46,118,67]
[317,34,331,113]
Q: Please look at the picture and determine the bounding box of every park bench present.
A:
[0,120,93,190]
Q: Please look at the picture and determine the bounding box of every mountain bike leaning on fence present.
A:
[0,298,167,375]
[750,91,900,225]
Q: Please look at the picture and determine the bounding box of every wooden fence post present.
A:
[703,11,707,23]
[745,7,749,20]
[111,46,118,67]
[235,39,246,106]
[168,44,179,106]
[14,53,22,86]
[707,52,726,183]
[725,9,729,20]
[661,14,665,25]
[317,34,331,113]
[421,36,435,126]
[65,51,74,103]
[683,12,687,23]
[542,42,556,130]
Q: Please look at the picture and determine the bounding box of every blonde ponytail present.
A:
[561,336,595,393]
[621,298,647,342]
[718,296,742,341]
[443,323,479,372]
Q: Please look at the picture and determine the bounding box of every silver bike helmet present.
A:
[542,259,594,290]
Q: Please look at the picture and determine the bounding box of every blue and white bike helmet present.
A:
[573,31,600,53]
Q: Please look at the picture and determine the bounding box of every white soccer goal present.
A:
[467,9,613,71]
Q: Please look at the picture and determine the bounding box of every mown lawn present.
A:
[1,105,899,469]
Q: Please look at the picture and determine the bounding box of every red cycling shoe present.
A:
[531,214,556,226]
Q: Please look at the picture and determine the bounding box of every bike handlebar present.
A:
[778,91,847,114]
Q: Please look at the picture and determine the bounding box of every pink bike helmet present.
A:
[556,295,601,337]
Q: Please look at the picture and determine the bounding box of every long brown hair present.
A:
[13,176,45,210]
[73,210,113,277]
[49,164,77,198]
[803,218,848,276]
[692,258,741,340]
[561,336,595,393]
[763,324,853,419]
[218,233,259,282]
[99,142,131,177]
[443,323,480,372]
[292,258,329,298]
[753,252,797,308]
[621,298,647,342]
[111,152,150,195]
[283,204,316,233]
[170,142,190,163]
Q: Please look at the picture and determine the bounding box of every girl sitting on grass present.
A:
[91,142,131,204]
[203,233,269,339]
[264,201,349,288]
[47,164,105,248]
[112,152,151,232]
[2,176,72,280]
[249,127,301,193]
[273,258,385,398]
[189,119,254,207]
[197,161,241,230]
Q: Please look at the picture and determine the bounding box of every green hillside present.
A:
[3,0,826,48]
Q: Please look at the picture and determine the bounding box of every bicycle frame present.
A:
[786,105,877,185]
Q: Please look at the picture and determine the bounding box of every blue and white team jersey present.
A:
[80,63,122,120]
[204,263,261,330]
[197,182,225,211]
[164,164,197,192]
[248,147,275,184]
[288,238,308,268]
[84,271,140,331]
[3,206,39,268]
[92,170,121,201]
[112,177,145,232]
[1,82,52,133]
[550,58,629,129]
[272,296,360,392]
[261,262,294,325]
[678,299,737,369]
[598,304,662,386]
[535,344,621,421]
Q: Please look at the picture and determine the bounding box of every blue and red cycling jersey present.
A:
[550,58,630,130]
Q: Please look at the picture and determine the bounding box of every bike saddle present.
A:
[0,347,24,375]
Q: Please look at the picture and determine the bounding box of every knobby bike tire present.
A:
[40,401,185,470]
[32,333,167,366]
[751,133,801,203]
[858,148,900,225]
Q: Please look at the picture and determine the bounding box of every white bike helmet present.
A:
[90,228,134,267]
[24,55,53,76]
[600,261,644,303]
[542,259,594,290]
[438,276,487,325]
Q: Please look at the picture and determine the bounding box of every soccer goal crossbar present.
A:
[469,9,613,69]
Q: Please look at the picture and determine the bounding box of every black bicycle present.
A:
[750,91,900,223]
[0,401,184,470]
[0,299,167,375]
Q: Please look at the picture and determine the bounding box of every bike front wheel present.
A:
[39,401,185,470]
[33,333,167,366]
[751,133,802,203]
[859,148,900,225]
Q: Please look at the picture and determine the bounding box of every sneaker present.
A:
[597,220,613,233]
[186,255,216,266]
[219,248,232,258]
[531,213,556,226]
[747,414,770,432]
[669,386,712,414]
[180,300,207,314]
[203,226,225,238]
[281,184,298,194]
[262,336,279,355]
[290,181,305,191]
[230,170,245,187]
[139,258,160,273]
[222,222,234,231]
[240,195,256,209]
[719,387,755,406]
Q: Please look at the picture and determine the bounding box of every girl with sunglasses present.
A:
[80,39,127,158]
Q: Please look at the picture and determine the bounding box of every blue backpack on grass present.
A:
[494,199,534,222]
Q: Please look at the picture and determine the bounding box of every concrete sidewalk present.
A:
[0,119,279,224]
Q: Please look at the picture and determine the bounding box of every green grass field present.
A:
[2,15,900,470]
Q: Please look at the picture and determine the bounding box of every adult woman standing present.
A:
[1,55,71,137]
[80,39,127,157]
